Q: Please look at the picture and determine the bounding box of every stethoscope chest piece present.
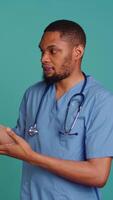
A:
[28,124,39,136]
[27,72,87,136]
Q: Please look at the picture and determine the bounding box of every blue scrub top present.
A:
[13,75,113,200]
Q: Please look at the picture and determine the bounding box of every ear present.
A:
[73,45,84,60]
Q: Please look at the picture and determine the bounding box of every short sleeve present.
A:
[12,89,29,138]
[85,93,113,159]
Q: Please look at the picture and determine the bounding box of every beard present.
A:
[42,55,73,84]
[42,68,71,84]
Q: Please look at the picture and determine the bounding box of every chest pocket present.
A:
[58,117,86,160]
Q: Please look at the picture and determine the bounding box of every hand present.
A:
[0,128,33,162]
[0,125,15,144]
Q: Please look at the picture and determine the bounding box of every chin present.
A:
[42,72,70,84]
[42,74,59,84]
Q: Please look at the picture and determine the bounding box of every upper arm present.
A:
[85,93,113,187]
[12,89,29,137]
[85,93,113,159]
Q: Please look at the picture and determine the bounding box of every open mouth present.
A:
[43,65,54,74]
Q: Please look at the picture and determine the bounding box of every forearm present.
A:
[29,150,106,187]
[0,129,110,187]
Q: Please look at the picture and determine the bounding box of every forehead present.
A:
[39,31,69,49]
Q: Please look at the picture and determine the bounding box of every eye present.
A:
[50,48,57,55]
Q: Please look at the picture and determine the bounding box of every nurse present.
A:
[0,19,113,200]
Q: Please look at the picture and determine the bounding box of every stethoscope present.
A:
[28,72,87,136]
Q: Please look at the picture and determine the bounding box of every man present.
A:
[0,19,113,200]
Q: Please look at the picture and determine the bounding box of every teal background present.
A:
[0,0,113,199]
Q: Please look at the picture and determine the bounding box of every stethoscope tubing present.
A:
[28,72,87,136]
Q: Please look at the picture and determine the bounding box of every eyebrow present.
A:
[38,44,57,51]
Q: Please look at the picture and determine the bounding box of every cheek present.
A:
[51,56,62,70]
[61,55,73,68]
[51,52,73,72]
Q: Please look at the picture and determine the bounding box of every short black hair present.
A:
[44,19,86,48]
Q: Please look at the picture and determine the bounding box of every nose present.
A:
[41,52,51,64]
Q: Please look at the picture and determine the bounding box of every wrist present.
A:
[28,150,40,165]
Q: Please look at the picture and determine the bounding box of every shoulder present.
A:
[84,76,113,128]
[19,81,50,105]
[23,81,47,98]
[27,80,47,92]
[85,75,113,103]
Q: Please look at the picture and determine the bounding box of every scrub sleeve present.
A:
[86,93,113,159]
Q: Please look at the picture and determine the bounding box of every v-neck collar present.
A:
[53,79,85,105]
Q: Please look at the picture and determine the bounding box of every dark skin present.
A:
[0,31,112,187]
[40,31,85,99]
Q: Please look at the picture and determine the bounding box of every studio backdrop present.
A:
[0,0,113,199]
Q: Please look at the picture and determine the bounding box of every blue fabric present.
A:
[13,75,113,200]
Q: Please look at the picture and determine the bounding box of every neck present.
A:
[55,71,85,100]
